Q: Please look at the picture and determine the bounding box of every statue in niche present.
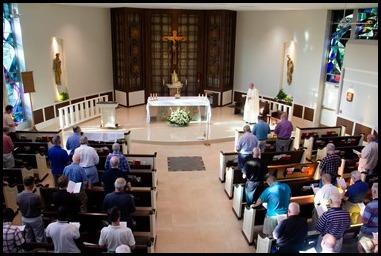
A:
[286,55,294,85]
[53,53,62,85]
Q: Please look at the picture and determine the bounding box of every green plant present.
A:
[58,92,69,101]
[167,107,191,126]
[274,89,293,105]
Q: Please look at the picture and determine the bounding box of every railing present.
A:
[260,97,294,121]
[58,96,108,129]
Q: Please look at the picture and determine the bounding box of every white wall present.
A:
[234,10,327,109]
[18,3,113,110]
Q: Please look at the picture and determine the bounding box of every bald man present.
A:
[321,233,336,253]
[101,156,127,194]
[272,202,308,253]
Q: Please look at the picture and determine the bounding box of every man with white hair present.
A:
[315,193,351,253]
[321,233,337,253]
[318,143,342,187]
[102,177,136,228]
[342,170,369,225]
[104,142,130,173]
[272,202,308,253]
[274,112,293,152]
[236,124,258,169]
[358,134,378,182]
[358,182,378,253]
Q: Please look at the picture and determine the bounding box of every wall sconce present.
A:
[346,88,354,102]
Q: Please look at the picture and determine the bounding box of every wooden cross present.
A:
[162,30,187,65]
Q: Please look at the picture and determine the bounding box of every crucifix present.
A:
[162,30,187,65]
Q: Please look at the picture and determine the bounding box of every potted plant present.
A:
[274,89,293,105]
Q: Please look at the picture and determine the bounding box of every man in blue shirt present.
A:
[48,135,70,185]
[252,115,271,153]
[250,174,291,238]
[65,125,82,158]
[236,125,258,169]
[104,143,130,172]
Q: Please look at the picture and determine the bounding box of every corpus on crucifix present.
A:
[162,30,187,65]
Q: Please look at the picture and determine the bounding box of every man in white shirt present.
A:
[311,173,340,227]
[3,105,18,141]
[74,136,99,189]
[45,206,81,253]
[358,134,378,182]
[99,206,136,253]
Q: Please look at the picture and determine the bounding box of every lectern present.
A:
[97,101,119,128]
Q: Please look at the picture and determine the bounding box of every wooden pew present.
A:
[242,194,315,245]
[232,162,318,219]
[219,151,237,183]
[14,141,50,155]
[17,130,61,143]
[294,126,344,150]
[97,168,157,188]
[223,149,307,198]
[304,134,364,162]
[3,184,18,212]
[12,152,50,183]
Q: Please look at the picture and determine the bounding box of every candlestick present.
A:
[162,79,164,86]
[185,78,188,86]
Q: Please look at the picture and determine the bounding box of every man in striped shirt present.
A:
[315,193,351,253]
[318,143,342,187]
[3,208,26,253]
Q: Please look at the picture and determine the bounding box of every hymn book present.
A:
[67,180,81,193]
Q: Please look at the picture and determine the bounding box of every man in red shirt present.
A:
[3,126,15,168]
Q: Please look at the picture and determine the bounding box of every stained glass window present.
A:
[3,3,25,122]
[326,8,378,84]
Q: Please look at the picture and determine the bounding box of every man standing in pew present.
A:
[274,112,293,152]
[102,156,128,195]
[236,125,258,170]
[272,202,308,253]
[252,115,271,153]
[74,136,100,190]
[3,126,15,168]
[358,134,378,182]
[16,176,46,243]
[342,170,369,225]
[311,173,340,227]
[62,153,89,213]
[242,147,268,205]
[47,135,70,186]
[318,143,342,188]
[52,175,81,221]
[250,174,291,238]
[66,125,82,159]
[104,143,130,173]
[103,178,136,229]
[315,193,351,253]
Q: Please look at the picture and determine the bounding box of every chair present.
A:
[256,232,272,253]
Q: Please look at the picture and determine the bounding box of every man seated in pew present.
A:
[242,147,268,205]
[62,153,89,213]
[103,178,136,229]
[52,175,81,221]
[321,233,337,253]
[357,182,378,253]
[342,170,369,225]
[115,244,131,253]
[358,134,378,182]
[99,206,136,253]
[311,174,340,227]
[45,206,82,253]
[318,143,342,188]
[66,125,82,159]
[102,156,129,195]
[3,207,27,253]
[47,135,70,186]
[74,136,100,190]
[315,194,351,253]
[236,124,258,170]
[104,143,130,173]
[272,202,308,253]
[3,126,15,168]
[16,176,46,243]
[252,115,271,153]
[250,174,291,239]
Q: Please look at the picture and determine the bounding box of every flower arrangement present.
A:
[274,89,293,105]
[167,107,191,126]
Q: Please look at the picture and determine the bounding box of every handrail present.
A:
[58,96,108,129]
[260,97,294,121]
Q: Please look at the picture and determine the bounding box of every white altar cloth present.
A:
[146,96,212,123]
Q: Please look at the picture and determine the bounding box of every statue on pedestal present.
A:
[166,70,183,98]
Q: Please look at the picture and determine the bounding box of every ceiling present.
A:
[55,3,378,12]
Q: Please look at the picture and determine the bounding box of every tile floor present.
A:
[17,104,314,253]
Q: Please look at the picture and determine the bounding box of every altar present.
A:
[146,96,212,124]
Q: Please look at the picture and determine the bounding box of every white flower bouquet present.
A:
[167,107,191,126]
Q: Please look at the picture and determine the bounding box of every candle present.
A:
[186,79,188,86]
[163,79,165,86]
